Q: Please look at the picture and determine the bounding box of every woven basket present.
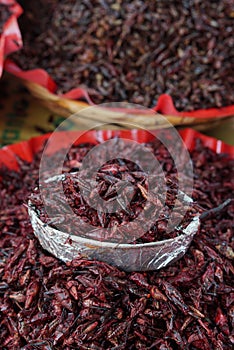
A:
[21,78,233,131]
[4,59,234,131]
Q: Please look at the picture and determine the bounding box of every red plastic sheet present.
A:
[1,128,233,172]
[0,0,22,77]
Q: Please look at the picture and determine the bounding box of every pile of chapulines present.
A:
[0,138,233,349]
[29,139,197,244]
[12,0,234,110]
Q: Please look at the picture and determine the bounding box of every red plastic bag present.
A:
[1,128,233,171]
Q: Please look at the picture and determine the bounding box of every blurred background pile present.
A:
[0,0,233,146]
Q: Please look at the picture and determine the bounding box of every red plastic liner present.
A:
[1,128,233,172]
[0,0,22,77]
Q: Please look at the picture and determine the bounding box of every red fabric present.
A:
[4,59,57,92]
[154,94,234,119]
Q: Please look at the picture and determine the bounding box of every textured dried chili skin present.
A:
[12,0,234,110]
[0,139,234,349]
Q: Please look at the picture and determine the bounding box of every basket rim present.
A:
[4,59,234,119]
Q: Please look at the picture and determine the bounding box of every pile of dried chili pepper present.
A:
[0,138,233,349]
[12,0,234,110]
